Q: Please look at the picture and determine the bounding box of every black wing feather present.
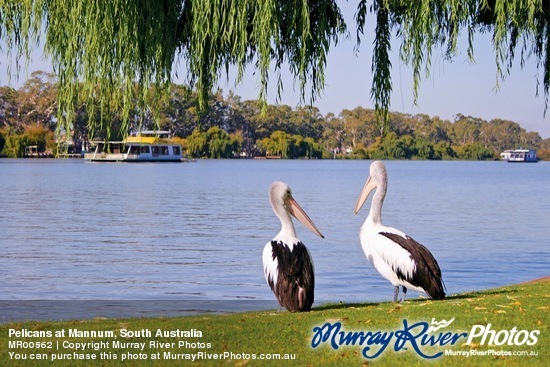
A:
[269,240,314,311]
[380,232,446,299]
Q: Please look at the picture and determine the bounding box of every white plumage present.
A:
[263,181,324,312]
[355,161,445,302]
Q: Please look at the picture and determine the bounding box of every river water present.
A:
[1,159,548,321]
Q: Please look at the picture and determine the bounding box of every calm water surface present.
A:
[1,159,548,319]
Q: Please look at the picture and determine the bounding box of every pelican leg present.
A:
[392,286,399,302]
[400,286,407,303]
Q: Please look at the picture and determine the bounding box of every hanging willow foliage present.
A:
[0,1,549,136]
[0,0,45,75]
[0,0,345,137]
[357,0,549,132]
[179,0,346,110]
[45,0,183,138]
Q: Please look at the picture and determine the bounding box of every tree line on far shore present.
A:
[1,71,549,160]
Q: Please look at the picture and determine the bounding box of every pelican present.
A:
[354,161,446,302]
[263,181,324,312]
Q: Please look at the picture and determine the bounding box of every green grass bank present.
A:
[1,278,548,366]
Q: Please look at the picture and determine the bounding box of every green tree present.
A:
[368,132,408,159]
[383,132,408,159]
[2,131,28,158]
[454,142,495,160]
[226,97,262,157]
[478,119,518,153]
[433,141,456,160]
[340,107,379,149]
[187,128,208,158]
[16,71,58,130]
[451,115,482,145]
[4,1,550,136]
[257,130,320,159]
[0,87,20,130]
[414,136,435,160]
[288,106,325,140]
[157,84,198,137]
[206,126,240,158]
[302,137,323,159]
[24,123,55,153]
[258,131,292,158]
[321,113,346,156]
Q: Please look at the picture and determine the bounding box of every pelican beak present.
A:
[285,196,325,239]
[354,176,377,214]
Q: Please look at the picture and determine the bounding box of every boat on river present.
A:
[500,148,539,163]
[84,131,185,162]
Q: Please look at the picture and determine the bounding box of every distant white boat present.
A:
[500,148,539,163]
[84,131,186,162]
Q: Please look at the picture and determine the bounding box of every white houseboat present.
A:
[84,131,184,162]
[500,148,539,163]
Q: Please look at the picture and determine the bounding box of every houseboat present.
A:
[84,131,184,162]
[500,148,539,163]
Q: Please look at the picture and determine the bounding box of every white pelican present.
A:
[354,161,446,302]
[263,181,324,312]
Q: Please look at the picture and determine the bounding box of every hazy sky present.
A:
[2,2,548,138]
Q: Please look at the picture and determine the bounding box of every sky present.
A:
[1,2,549,139]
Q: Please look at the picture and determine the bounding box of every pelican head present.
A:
[270,181,324,238]
[354,161,388,214]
